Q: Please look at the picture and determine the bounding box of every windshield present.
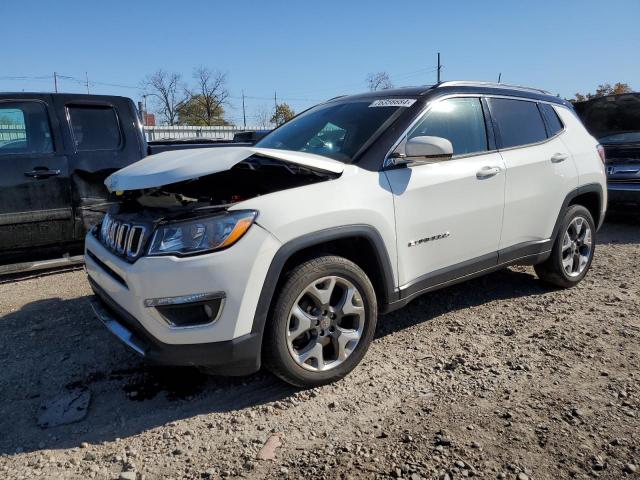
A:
[574,93,640,144]
[256,100,410,162]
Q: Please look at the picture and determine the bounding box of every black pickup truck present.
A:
[0,92,248,264]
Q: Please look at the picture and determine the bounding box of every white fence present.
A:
[144,125,259,141]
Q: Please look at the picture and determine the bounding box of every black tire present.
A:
[535,205,596,288]
[263,255,377,388]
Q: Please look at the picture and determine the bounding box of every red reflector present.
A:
[596,144,606,164]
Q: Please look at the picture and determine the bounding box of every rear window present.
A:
[68,105,121,151]
[540,103,563,137]
[488,98,547,148]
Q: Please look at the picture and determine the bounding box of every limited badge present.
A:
[369,99,417,108]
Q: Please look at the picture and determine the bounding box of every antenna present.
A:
[437,53,442,83]
[498,73,502,83]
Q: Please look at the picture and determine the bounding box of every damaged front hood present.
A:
[105,147,345,192]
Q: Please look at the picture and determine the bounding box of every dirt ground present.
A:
[0,215,638,480]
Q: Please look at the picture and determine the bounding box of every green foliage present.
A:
[271,103,295,126]
[177,94,228,126]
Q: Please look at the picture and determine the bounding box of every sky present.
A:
[2,0,639,126]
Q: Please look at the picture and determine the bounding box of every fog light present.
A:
[144,292,225,328]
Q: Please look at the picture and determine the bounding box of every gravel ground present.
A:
[0,216,638,480]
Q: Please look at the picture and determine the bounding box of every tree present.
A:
[182,67,230,126]
[255,105,273,129]
[366,72,394,91]
[142,70,187,125]
[271,103,295,126]
[571,82,632,103]
[177,94,228,126]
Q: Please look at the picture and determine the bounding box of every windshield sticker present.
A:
[369,99,416,108]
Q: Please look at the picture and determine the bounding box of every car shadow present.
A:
[0,295,296,455]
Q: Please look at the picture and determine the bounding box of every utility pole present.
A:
[274,92,278,126]
[53,72,58,93]
[242,90,247,129]
[85,72,90,94]
[436,53,442,83]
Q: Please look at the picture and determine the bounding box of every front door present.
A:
[0,99,73,252]
[384,97,505,296]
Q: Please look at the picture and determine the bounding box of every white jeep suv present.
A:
[86,81,607,387]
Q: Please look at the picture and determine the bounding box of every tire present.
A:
[535,205,596,288]
[263,255,378,387]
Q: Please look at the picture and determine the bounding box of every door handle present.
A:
[550,153,568,163]
[24,168,61,179]
[476,166,502,179]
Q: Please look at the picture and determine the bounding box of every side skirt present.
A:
[384,240,551,313]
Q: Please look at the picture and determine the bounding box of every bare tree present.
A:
[255,105,273,129]
[141,70,187,125]
[182,67,230,126]
[366,72,394,91]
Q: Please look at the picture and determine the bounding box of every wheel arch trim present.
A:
[249,225,397,350]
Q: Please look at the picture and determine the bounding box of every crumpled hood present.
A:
[105,147,345,192]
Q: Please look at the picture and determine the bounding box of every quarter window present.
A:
[68,105,121,151]
[539,103,563,137]
[408,97,488,156]
[0,102,53,154]
[488,98,547,148]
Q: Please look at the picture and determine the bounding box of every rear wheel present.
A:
[535,205,595,288]
[264,255,377,387]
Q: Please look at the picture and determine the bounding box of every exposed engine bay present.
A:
[112,155,338,220]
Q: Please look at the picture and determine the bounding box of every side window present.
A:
[67,105,121,151]
[488,98,547,148]
[408,97,488,156]
[0,102,53,154]
[539,103,564,137]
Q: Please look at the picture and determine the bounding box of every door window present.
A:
[0,102,53,154]
[488,98,548,148]
[408,97,488,156]
[539,103,564,137]
[68,105,121,151]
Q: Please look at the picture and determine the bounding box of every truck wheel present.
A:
[535,205,596,288]
[264,255,377,387]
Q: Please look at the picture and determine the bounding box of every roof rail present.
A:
[437,80,551,95]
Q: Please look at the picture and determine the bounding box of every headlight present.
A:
[148,210,257,256]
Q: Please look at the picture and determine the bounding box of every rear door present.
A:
[385,96,506,294]
[0,97,74,251]
[487,97,578,257]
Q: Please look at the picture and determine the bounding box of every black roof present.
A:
[329,81,569,107]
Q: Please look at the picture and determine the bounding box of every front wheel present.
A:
[535,205,596,288]
[263,256,377,387]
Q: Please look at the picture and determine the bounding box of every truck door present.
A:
[0,98,74,251]
[52,96,143,237]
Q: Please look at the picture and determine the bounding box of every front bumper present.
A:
[85,222,282,371]
[90,279,261,374]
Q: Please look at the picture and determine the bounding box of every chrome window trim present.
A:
[383,93,571,168]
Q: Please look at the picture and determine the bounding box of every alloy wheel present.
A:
[286,275,365,372]
[561,216,592,277]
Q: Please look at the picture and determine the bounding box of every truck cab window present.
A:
[68,105,121,151]
[0,102,53,154]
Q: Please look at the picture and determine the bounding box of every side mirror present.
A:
[390,136,453,166]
